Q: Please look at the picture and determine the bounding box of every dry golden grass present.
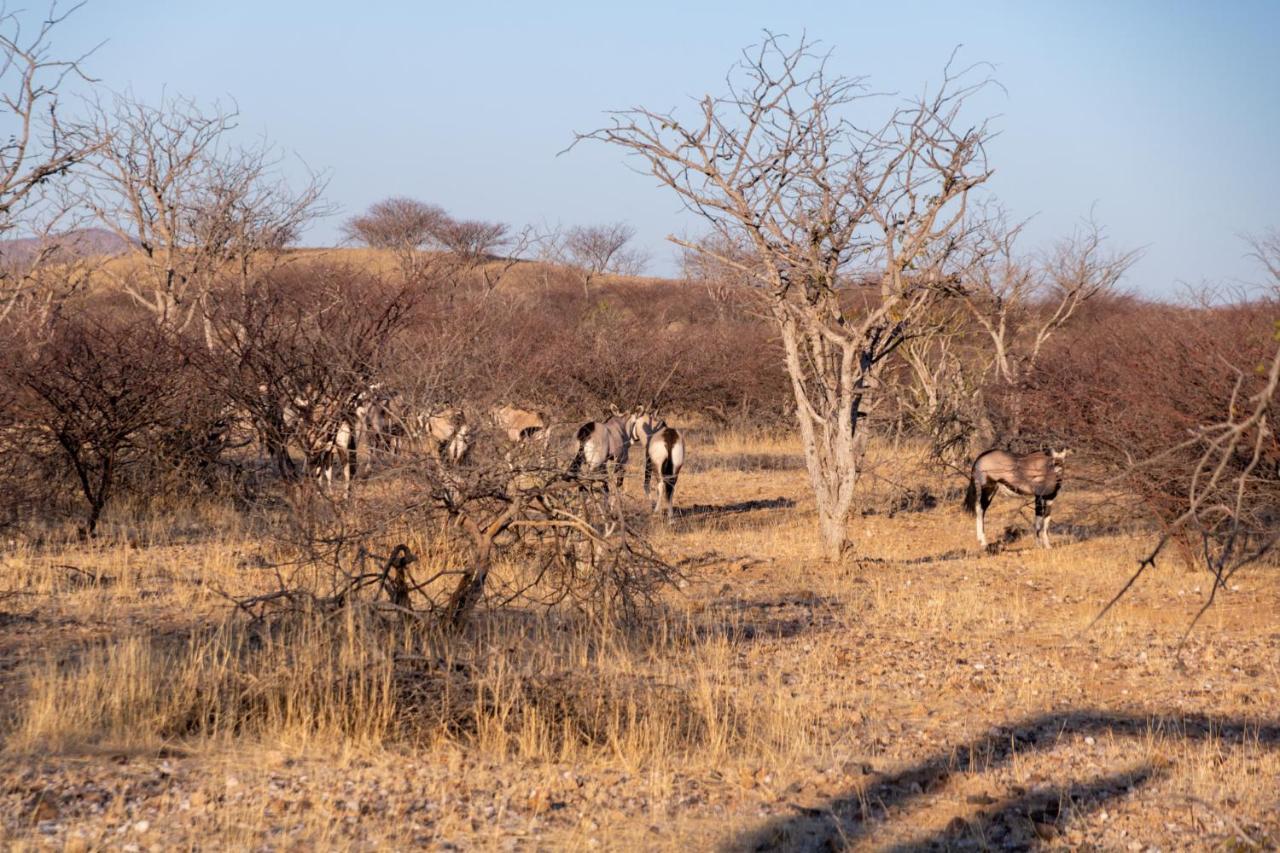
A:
[1,431,1277,850]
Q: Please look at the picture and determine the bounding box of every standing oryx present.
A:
[964,448,1068,550]
[300,389,372,499]
[418,407,472,463]
[569,411,635,500]
[630,413,686,519]
[493,405,548,443]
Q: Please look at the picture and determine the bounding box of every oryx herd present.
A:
[247,384,686,518]
[569,410,687,518]
[246,382,1071,544]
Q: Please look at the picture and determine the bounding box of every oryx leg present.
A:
[612,460,625,506]
[976,480,996,549]
[643,451,653,505]
[1033,495,1046,548]
[1040,496,1054,548]
[662,470,678,520]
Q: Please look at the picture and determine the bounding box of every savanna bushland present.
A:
[0,14,1277,852]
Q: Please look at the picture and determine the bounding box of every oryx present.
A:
[964,448,1069,549]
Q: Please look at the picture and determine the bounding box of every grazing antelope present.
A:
[964,448,1069,550]
[569,411,635,500]
[493,405,548,443]
[631,413,685,519]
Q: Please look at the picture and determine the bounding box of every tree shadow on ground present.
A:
[695,592,845,643]
[676,497,796,522]
[901,548,974,566]
[688,454,808,474]
[729,709,1280,851]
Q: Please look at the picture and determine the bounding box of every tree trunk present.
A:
[778,309,861,561]
[816,501,850,562]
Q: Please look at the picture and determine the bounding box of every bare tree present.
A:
[962,213,1139,389]
[434,217,507,263]
[0,2,101,320]
[73,93,329,334]
[343,198,527,291]
[434,216,532,292]
[576,35,993,559]
[342,196,447,280]
[549,222,647,294]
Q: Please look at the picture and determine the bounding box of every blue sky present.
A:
[52,1,1280,295]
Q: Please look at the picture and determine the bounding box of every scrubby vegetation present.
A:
[0,7,1276,850]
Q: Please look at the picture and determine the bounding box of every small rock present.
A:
[30,797,59,822]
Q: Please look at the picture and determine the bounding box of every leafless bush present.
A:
[234,417,680,637]
[402,275,790,424]
[1079,298,1280,635]
[6,314,189,535]
[202,263,416,480]
[545,222,647,294]
[1023,297,1272,490]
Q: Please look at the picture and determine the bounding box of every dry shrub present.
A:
[399,275,790,425]
[202,262,416,479]
[10,600,813,769]
[1016,295,1280,541]
[4,315,192,535]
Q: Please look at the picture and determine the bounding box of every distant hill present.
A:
[0,227,135,264]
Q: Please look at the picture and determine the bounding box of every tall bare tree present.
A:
[74,93,329,333]
[576,35,993,559]
[961,213,1138,388]
[0,1,100,320]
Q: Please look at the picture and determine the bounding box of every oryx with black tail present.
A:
[569,409,635,503]
[630,412,686,519]
[964,448,1069,549]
